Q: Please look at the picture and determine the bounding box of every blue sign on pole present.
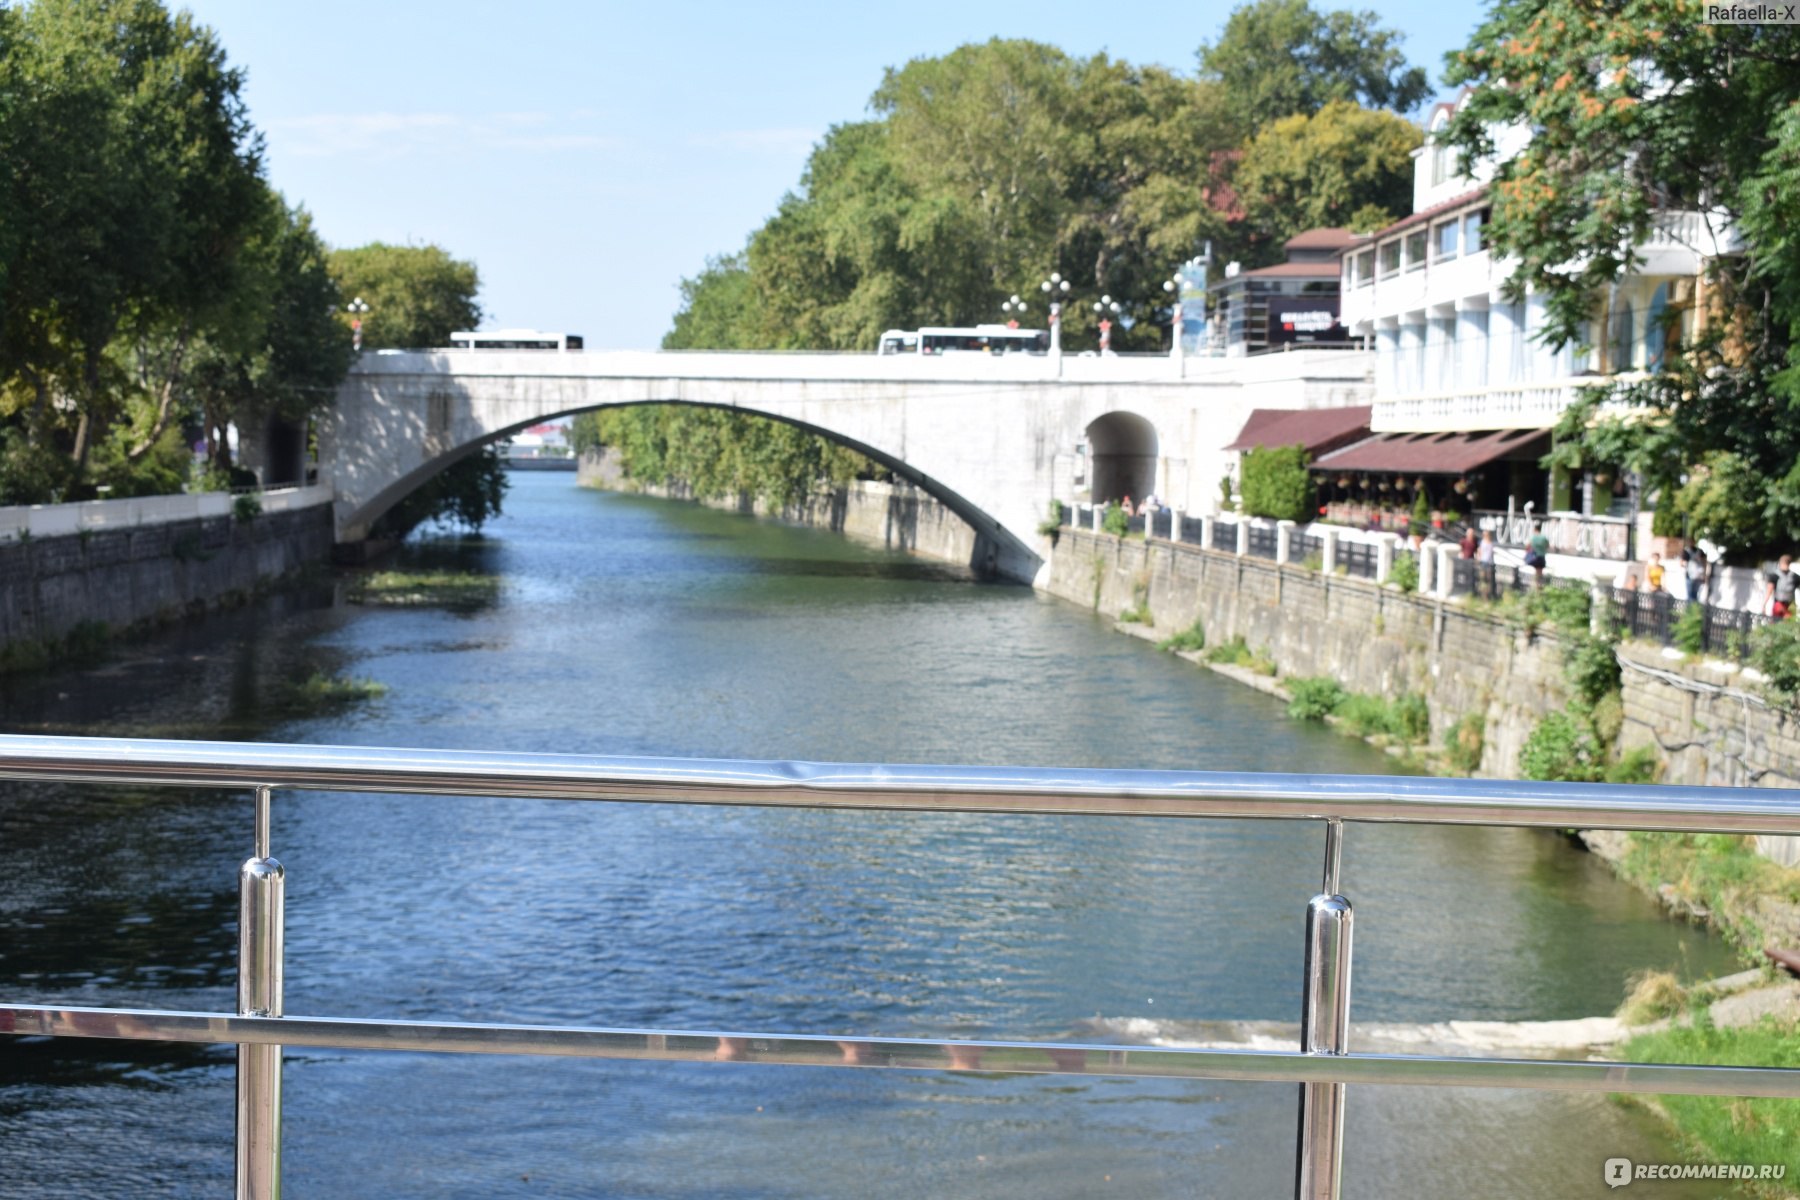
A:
[1176,260,1209,356]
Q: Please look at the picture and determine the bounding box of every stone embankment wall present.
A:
[1049,526,1576,777]
[577,448,985,570]
[0,506,334,659]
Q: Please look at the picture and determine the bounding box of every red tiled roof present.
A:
[1237,260,1343,280]
[1311,427,1547,474]
[1284,227,1358,252]
[1365,187,1490,241]
[1225,406,1373,455]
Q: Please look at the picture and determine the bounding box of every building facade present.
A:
[1329,92,1738,532]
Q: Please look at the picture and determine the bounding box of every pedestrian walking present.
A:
[1684,544,1709,605]
[1765,555,1798,620]
[1477,529,1496,599]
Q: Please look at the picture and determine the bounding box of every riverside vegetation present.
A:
[1107,523,1800,1183]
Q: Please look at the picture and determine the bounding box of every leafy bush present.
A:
[1751,618,1800,704]
[1444,713,1485,774]
[1410,488,1430,527]
[232,493,262,523]
[1519,709,1605,782]
[1335,693,1395,738]
[1158,618,1206,654]
[1102,500,1129,537]
[1605,744,1662,784]
[1524,582,1591,632]
[1239,444,1312,521]
[1391,692,1430,742]
[1301,551,1323,571]
[1287,677,1346,721]
[1037,500,1065,539]
[1204,635,1251,664]
[1673,600,1707,655]
[1564,633,1621,705]
[1389,552,1418,593]
[1218,473,1236,513]
[1590,691,1625,743]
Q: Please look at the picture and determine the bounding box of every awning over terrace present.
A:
[1224,406,1372,456]
[1310,428,1547,474]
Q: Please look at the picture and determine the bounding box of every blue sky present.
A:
[183,0,1489,349]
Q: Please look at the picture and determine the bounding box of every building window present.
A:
[1404,230,1427,272]
[1464,209,1487,255]
[1646,283,1670,370]
[1379,241,1401,278]
[1435,220,1459,261]
[1430,141,1452,186]
[1610,301,1636,372]
[1352,249,1374,288]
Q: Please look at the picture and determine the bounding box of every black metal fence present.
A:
[1339,540,1377,580]
[1293,533,1324,566]
[1608,589,1769,659]
[1247,524,1279,561]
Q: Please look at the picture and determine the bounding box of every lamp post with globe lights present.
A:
[1092,294,1122,354]
[1039,273,1071,363]
[1000,294,1028,329]
[346,297,370,353]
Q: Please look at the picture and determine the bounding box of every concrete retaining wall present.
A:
[1045,527,1577,778]
[0,505,335,658]
[577,448,986,570]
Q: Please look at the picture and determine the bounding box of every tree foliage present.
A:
[1196,0,1431,137]
[572,407,879,509]
[0,0,355,504]
[664,18,1427,351]
[1235,100,1419,247]
[327,243,482,350]
[1444,3,1800,558]
[1240,444,1314,521]
[375,443,509,539]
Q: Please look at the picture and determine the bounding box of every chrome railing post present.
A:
[1295,818,1353,1200]
[237,785,285,1200]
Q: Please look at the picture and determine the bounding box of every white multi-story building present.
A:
[1326,91,1738,525]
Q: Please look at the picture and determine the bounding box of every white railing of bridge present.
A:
[0,484,333,543]
[349,347,1373,387]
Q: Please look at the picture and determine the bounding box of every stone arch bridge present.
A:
[312,349,1369,583]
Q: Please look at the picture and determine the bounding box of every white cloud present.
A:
[267,111,626,158]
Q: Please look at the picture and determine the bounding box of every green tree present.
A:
[1240,444,1314,520]
[1443,4,1800,557]
[662,253,757,350]
[0,0,266,495]
[1197,0,1431,138]
[327,243,481,350]
[374,443,509,538]
[1234,100,1419,256]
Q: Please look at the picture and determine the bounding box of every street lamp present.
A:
[1092,294,1122,353]
[346,297,370,352]
[1000,293,1029,328]
[1039,273,1072,357]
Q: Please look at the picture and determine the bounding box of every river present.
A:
[0,471,1741,1198]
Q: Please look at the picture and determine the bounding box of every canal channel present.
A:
[0,470,1741,1198]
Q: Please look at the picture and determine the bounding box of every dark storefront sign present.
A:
[1265,296,1345,346]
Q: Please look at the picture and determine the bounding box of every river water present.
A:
[0,471,1742,1198]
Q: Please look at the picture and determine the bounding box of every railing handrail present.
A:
[5,733,1800,834]
[8,732,1800,1200]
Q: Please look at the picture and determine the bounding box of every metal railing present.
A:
[5,734,1800,1200]
[1608,588,1770,660]
[1247,523,1279,561]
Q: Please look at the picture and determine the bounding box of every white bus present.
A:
[878,325,1049,356]
[449,329,584,351]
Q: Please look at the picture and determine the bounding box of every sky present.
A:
[182,0,1491,350]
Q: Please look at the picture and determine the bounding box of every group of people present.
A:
[1622,545,1714,604]
[1118,494,1161,517]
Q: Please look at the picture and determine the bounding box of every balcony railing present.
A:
[4,734,1800,1200]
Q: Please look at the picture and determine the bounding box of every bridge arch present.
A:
[342,399,1040,579]
[1085,411,1159,505]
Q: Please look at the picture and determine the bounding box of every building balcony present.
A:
[1372,375,1611,433]
[1371,370,1651,433]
